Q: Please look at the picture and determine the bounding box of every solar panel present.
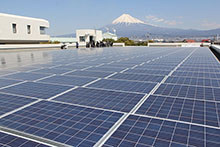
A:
[87,79,157,94]
[32,67,72,74]
[0,47,220,146]
[0,78,22,89]
[0,101,123,147]
[103,115,220,147]
[0,93,35,116]
[165,76,220,87]
[38,75,96,86]
[65,70,114,78]
[88,66,126,72]
[154,83,220,101]
[124,69,170,76]
[172,70,220,79]
[0,131,49,147]
[136,95,220,127]
[109,73,165,83]
[0,82,71,99]
[54,87,145,112]
[2,72,52,81]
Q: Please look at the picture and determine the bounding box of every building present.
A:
[103,32,118,41]
[76,29,103,46]
[183,39,195,43]
[0,13,50,44]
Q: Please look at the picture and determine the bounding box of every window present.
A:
[12,23,17,34]
[79,36,85,42]
[27,25,31,34]
[40,26,46,35]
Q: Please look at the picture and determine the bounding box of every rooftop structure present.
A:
[0,46,220,146]
[0,13,50,44]
[103,32,118,41]
[76,29,103,46]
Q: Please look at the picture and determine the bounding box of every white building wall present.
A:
[0,13,50,44]
[76,29,103,46]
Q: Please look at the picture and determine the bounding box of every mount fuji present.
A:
[101,14,220,39]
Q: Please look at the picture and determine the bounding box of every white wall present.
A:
[76,29,103,46]
[0,13,50,44]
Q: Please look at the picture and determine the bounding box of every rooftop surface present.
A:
[0,47,220,147]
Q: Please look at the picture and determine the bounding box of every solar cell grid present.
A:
[65,70,114,78]
[38,75,96,86]
[88,66,126,72]
[0,78,23,89]
[0,82,71,99]
[172,70,220,79]
[0,131,49,147]
[154,83,220,101]
[136,95,220,127]
[0,47,220,146]
[124,69,170,75]
[0,101,123,147]
[0,93,35,116]
[31,68,72,74]
[54,87,145,112]
[103,115,220,147]
[134,65,175,70]
[87,79,157,94]
[2,72,52,81]
[165,76,220,87]
[109,73,165,83]
[176,67,220,73]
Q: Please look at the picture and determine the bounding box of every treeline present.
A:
[103,37,153,46]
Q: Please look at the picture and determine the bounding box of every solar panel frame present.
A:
[0,82,72,99]
[0,101,123,147]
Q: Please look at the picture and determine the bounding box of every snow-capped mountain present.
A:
[112,14,144,24]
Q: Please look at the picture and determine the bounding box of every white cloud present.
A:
[145,15,181,26]
[201,20,220,29]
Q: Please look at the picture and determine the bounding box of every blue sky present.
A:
[1,0,220,35]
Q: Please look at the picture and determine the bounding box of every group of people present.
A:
[61,40,114,50]
[86,41,113,48]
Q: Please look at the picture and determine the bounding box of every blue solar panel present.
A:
[2,72,52,81]
[32,68,72,74]
[103,115,220,147]
[38,75,96,86]
[88,66,126,72]
[0,93,35,116]
[154,83,220,101]
[66,70,114,78]
[109,73,165,83]
[54,87,145,112]
[0,131,49,147]
[87,79,157,93]
[0,78,22,88]
[0,82,71,99]
[165,76,220,87]
[172,70,220,79]
[0,101,123,147]
[0,47,220,146]
[124,69,170,76]
[57,64,90,70]
[176,67,220,73]
[136,95,220,127]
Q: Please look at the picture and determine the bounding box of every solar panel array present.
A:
[0,47,220,147]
